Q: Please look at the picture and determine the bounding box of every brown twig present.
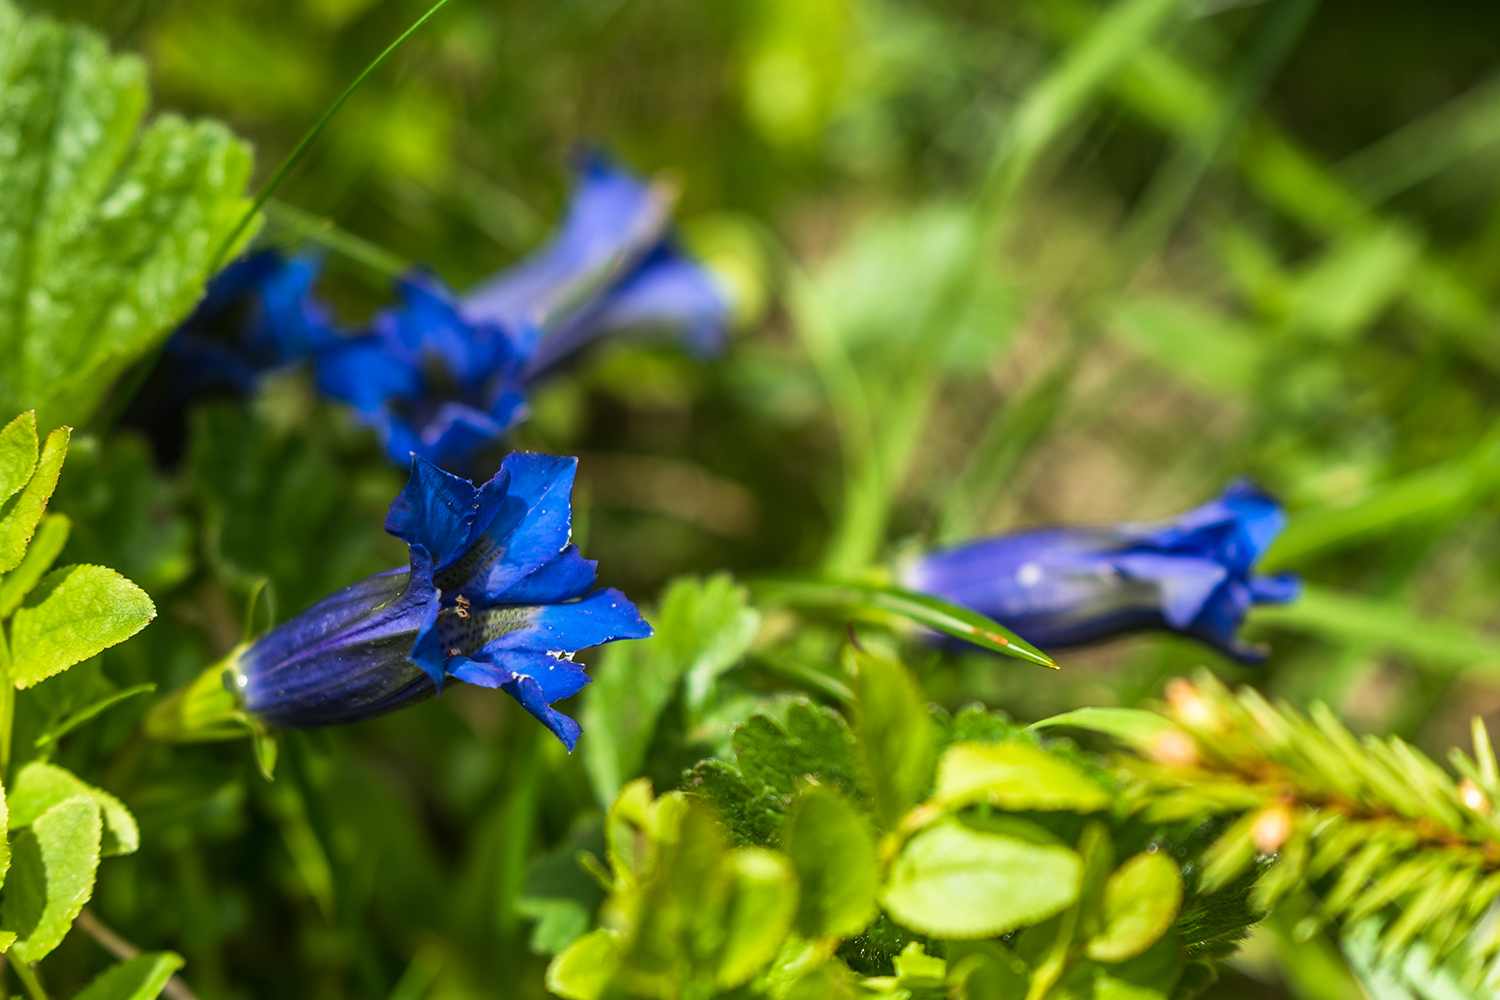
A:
[74,909,199,1000]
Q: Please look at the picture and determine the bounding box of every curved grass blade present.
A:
[209,0,455,270]
[749,576,1057,668]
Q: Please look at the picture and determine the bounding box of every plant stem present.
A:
[208,0,455,272]
[11,959,49,1000]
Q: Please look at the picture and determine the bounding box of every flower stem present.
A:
[208,0,455,272]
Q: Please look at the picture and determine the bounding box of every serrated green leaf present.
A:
[0,426,67,574]
[0,778,10,892]
[9,564,155,688]
[0,5,256,429]
[717,847,799,989]
[546,928,623,1000]
[751,576,1056,667]
[847,649,936,830]
[0,513,69,617]
[934,740,1111,813]
[1,794,102,962]
[9,761,138,856]
[0,412,38,506]
[1087,851,1183,963]
[74,952,185,1000]
[882,817,1082,939]
[735,699,862,803]
[782,784,878,939]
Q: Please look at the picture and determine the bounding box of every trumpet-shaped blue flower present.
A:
[129,251,335,459]
[902,481,1301,663]
[227,451,651,748]
[314,154,730,468]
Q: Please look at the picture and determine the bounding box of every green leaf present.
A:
[1029,707,1184,753]
[0,513,69,617]
[847,649,936,830]
[0,777,10,891]
[0,426,67,574]
[933,740,1112,813]
[782,784,879,939]
[74,952,185,1000]
[582,573,760,803]
[545,928,623,1000]
[883,817,1082,939]
[1087,851,1183,963]
[9,761,139,856]
[9,564,156,688]
[945,941,1028,1000]
[1,794,102,962]
[0,4,256,429]
[716,847,799,989]
[751,576,1057,667]
[0,412,37,506]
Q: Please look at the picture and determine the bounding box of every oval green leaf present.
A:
[2,795,102,963]
[882,818,1082,939]
[1086,850,1183,964]
[9,563,156,688]
[934,740,1111,813]
[782,784,879,938]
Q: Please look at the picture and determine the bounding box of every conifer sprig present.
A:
[1084,670,1500,985]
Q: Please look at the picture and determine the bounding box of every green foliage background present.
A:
[7,0,1500,997]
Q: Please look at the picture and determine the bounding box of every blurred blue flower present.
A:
[228,451,651,748]
[902,481,1301,663]
[128,251,335,461]
[314,154,730,468]
[167,250,333,391]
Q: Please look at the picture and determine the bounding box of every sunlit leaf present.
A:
[74,952,185,1000]
[0,513,69,617]
[0,426,67,575]
[0,2,256,429]
[882,817,1082,939]
[781,784,878,939]
[1087,851,1183,963]
[9,564,155,688]
[848,648,936,830]
[1,794,101,962]
[934,740,1111,813]
[9,761,139,856]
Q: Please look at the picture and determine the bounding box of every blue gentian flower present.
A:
[128,250,335,460]
[166,250,332,393]
[901,481,1301,663]
[315,272,530,469]
[225,451,652,749]
[314,154,730,468]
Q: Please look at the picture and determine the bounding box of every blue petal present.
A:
[461,154,671,333]
[524,242,731,378]
[405,545,448,691]
[447,653,585,751]
[238,563,437,728]
[316,335,422,412]
[1113,553,1228,629]
[384,457,485,570]
[475,588,653,658]
[443,453,580,602]
[500,546,598,605]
